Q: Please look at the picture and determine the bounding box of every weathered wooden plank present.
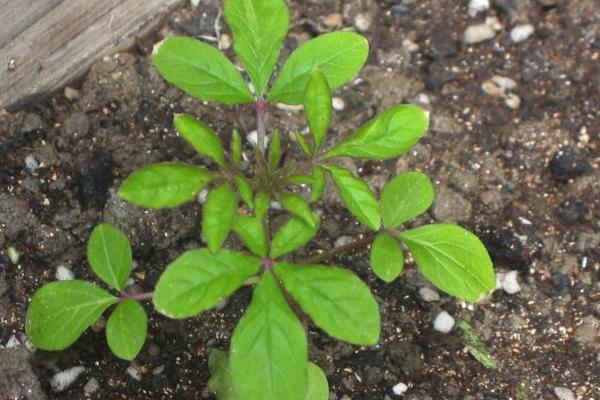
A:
[0,0,184,109]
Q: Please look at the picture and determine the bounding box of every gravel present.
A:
[83,377,100,395]
[510,24,535,43]
[468,0,490,17]
[55,265,74,281]
[419,287,440,302]
[393,382,409,396]
[50,366,85,392]
[433,311,455,333]
[463,23,496,44]
[432,187,472,223]
[553,387,575,400]
[500,271,521,294]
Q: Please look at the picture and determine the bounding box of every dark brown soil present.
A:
[1,0,599,399]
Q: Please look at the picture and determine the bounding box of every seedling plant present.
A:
[26,0,495,398]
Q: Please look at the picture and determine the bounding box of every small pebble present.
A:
[83,378,100,395]
[269,201,282,210]
[392,382,408,396]
[198,188,209,204]
[25,155,39,172]
[463,23,496,44]
[219,33,232,50]
[153,365,165,376]
[147,343,161,357]
[90,316,107,333]
[51,366,86,392]
[433,311,455,333]
[64,87,80,101]
[468,0,490,17]
[510,24,534,43]
[126,364,142,381]
[322,13,342,28]
[55,265,74,281]
[354,14,371,31]
[491,75,517,91]
[190,0,201,7]
[481,81,505,97]
[332,97,345,111]
[419,287,440,302]
[7,246,20,264]
[504,93,521,109]
[502,270,521,294]
[5,335,21,349]
[334,236,354,248]
[553,387,575,400]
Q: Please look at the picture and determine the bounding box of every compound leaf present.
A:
[304,69,332,150]
[152,36,254,104]
[106,299,147,361]
[268,32,368,104]
[400,224,495,302]
[279,192,316,228]
[153,249,261,318]
[231,272,308,400]
[380,171,434,228]
[275,263,380,345]
[26,280,117,350]
[306,363,329,400]
[270,216,320,258]
[175,114,226,167]
[203,183,238,253]
[324,105,428,160]
[87,223,132,291]
[232,215,268,257]
[325,165,380,230]
[370,233,404,282]
[119,163,213,208]
[224,0,289,97]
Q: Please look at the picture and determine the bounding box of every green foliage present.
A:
[106,299,148,361]
[208,349,240,400]
[118,163,213,208]
[270,215,319,258]
[231,129,242,167]
[400,224,495,302]
[87,223,132,291]
[203,183,238,253]
[175,114,226,167]
[304,69,332,150]
[232,216,268,257]
[380,171,434,228]
[310,166,326,203]
[306,363,329,400]
[235,175,254,209]
[267,130,282,172]
[456,320,498,370]
[370,233,404,282]
[279,192,316,228]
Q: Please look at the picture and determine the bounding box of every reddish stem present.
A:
[120,291,153,302]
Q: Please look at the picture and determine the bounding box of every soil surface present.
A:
[1,0,599,399]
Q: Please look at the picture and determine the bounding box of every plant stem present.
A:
[255,98,268,155]
[304,233,376,264]
[120,291,153,302]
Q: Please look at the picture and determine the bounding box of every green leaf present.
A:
[279,192,316,228]
[26,281,117,350]
[294,131,312,156]
[87,224,132,291]
[174,114,226,167]
[254,191,270,221]
[119,163,213,208]
[235,175,254,209]
[306,363,329,400]
[203,183,238,253]
[400,224,495,302]
[304,69,332,150]
[324,165,380,230]
[231,129,242,167]
[153,249,261,318]
[274,263,380,345]
[106,299,147,360]
[310,166,326,203]
[232,216,268,257]
[224,0,289,97]
[282,173,314,185]
[152,36,254,104]
[268,32,369,104]
[208,349,240,400]
[380,171,434,229]
[456,320,497,370]
[324,105,429,160]
[370,233,404,282]
[230,272,308,400]
[268,130,281,172]
[270,216,320,258]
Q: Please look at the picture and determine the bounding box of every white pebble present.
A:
[502,270,521,294]
[510,24,534,43]
[392,382,408,396]
[275,103,303,112]
[197,188,209,204]
[495,272,505,290]
[51,366,86,392]
[491,75,517,91]
[354,14,371,31]
[468,0,490,17]
[25,155,39,172]
[553,387,575,400]
[219,33,232,50]
[190,0,201,7]
[504,93,521,109]
[5,335,21,349]
[419,287,440,302]
[335,236,354,248]
[463,23,496,44]
[83,377,100,395]
[247,130,258,146]
[126,364,142,381]
[55,265,74,281]
[332,97,345,111]
[433,311,455,333]
[269,201,282,210]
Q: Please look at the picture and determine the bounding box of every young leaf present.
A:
[235,175,254,209]
[224,0,289,97]
[294,131,312,156]
[106,299,147,361]
[323,105,429,160]
[380,171,434,229]
[306,363,329,400]
[279,192,316,228]
[26,281,117,350]
[153,249,261,318]
[282,173,314,185]
[370,233,404,282]
[119,163,213,208]
[304,69,332,150]
[174,114,226,167]
[400,224,495,303]
[231,129,242,167]
[87,223,132,291]
[254,191,270,221]
[232,215,268,257]
[324,165,380,230]
[274,263,380,345]
[230,272,308,400]
[270,216,320,258]
[268,32,369,104]
[208,349,240,400]
[152,36,254,104]
[268,130,281,172]
[203,183,238,253]
[310,166,326,203]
